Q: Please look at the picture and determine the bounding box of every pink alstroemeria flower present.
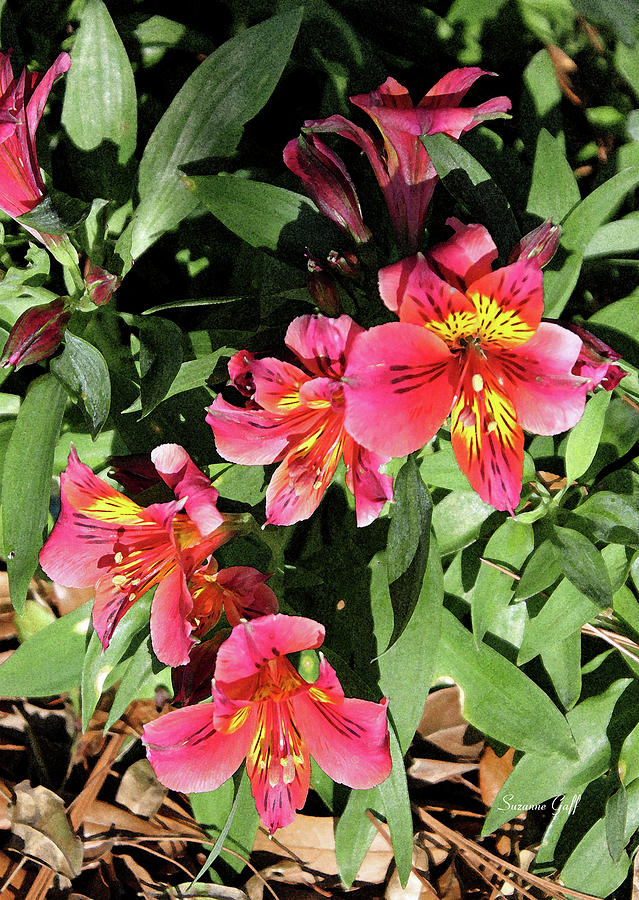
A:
[39,443,242,666]
[206,314,393,527]
[0,50,70,242]
[188,559,278,635]
[304,68,511,253]
[143,613,392,833]
[343,218,589,512]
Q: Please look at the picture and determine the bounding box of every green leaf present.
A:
[138,317,183,418]
[550,524,613,609]
[540,630,582,710]
[421,132,520,254]
[61,0,137,165]
[513,538,561,600]
[385,454,432,648]
[432,490,497,556]
[2,374,67,614]
[561,166,639,253]
[573,491,639,547]
[190,769,259,874]
[571,0,639,45]
[51,331,111,439]
[542,252,583,318]
[482,678,631,835]
[560,817,630,895]
[187,175,339,261]
[564,389,611,484]
[526,128,580,223]
[17,187,91,235]
[130,8,303,258]
[472,519,534,645]
[335,785,379,888]
[377,537,444,753]
[606,785,628,862]
[378,728,412,887]
[0,600,91,696]
[104,635,166,732]
[80,593,153,730]
[122,349,232,413]
[419,444,472,491]
[518,578,600,665]
[584,217,639,258]
[437,608,576,758]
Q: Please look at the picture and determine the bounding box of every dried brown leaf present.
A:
[8,781,83,879]
[252,814,393,883]
[408,756,478,785]
[479,747,515,809]
[417,687,484,760]
[115,758,167,818]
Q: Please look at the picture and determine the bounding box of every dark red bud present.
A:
[0,297,70,370]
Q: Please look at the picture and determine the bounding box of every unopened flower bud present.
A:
[566,323,626,391]
[0,298,71,370]
[509,221,561,268]
[83,258,121,306]
[308,270,341,315]
[284,133,371,244]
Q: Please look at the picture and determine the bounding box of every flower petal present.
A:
[206,396,291,465]
[284,313,363,378]
[427,217,497,291]
[214,566,279,626]
[450,366,524,512]
[25,52,71,136]
[245,700,311,832]
[502,322,587,435]
[378,254,477,341]
[150,567,196,667]
[151,443,223,537]
[264,407,345,526]
[214,614,325,684]
[466,260,544,348]
[342,437,393,527]
[292,657,391,789]
[143,702,250,794]
[343,322,456,458]
[249,357,311,414]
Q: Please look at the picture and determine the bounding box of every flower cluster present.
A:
[35,63,628,839]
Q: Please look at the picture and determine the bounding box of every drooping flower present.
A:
[304,69,511,253]
[284,133,371,243]
[206,314,393,527]
[143,613,392,833]
[565,323,626,392]
[0,50,71,242]
[39,443,245,666]
[342,218,589,512]
[0,296,70,369]
[187,559,278,634]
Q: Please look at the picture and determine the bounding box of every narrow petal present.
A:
[143,703,250,794]
[427,217,497,291]
[378,254,477,341]
[284,313,363,378]
[264,408,345,526]
[25,52,71,136]
[304,114,391,194]
[249,357,311,414]
[422,67,496,106]
[467,260,544,348]
[342,437,393,527]
[292,657,391,789]
[214,614,324,684]
[151,443,223,536]
[501,322,587,435]
[150,567,196,667]
[450,366,524,512]
[245,699,311,832]
[206,396,291,465]
[343,322,456,458]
